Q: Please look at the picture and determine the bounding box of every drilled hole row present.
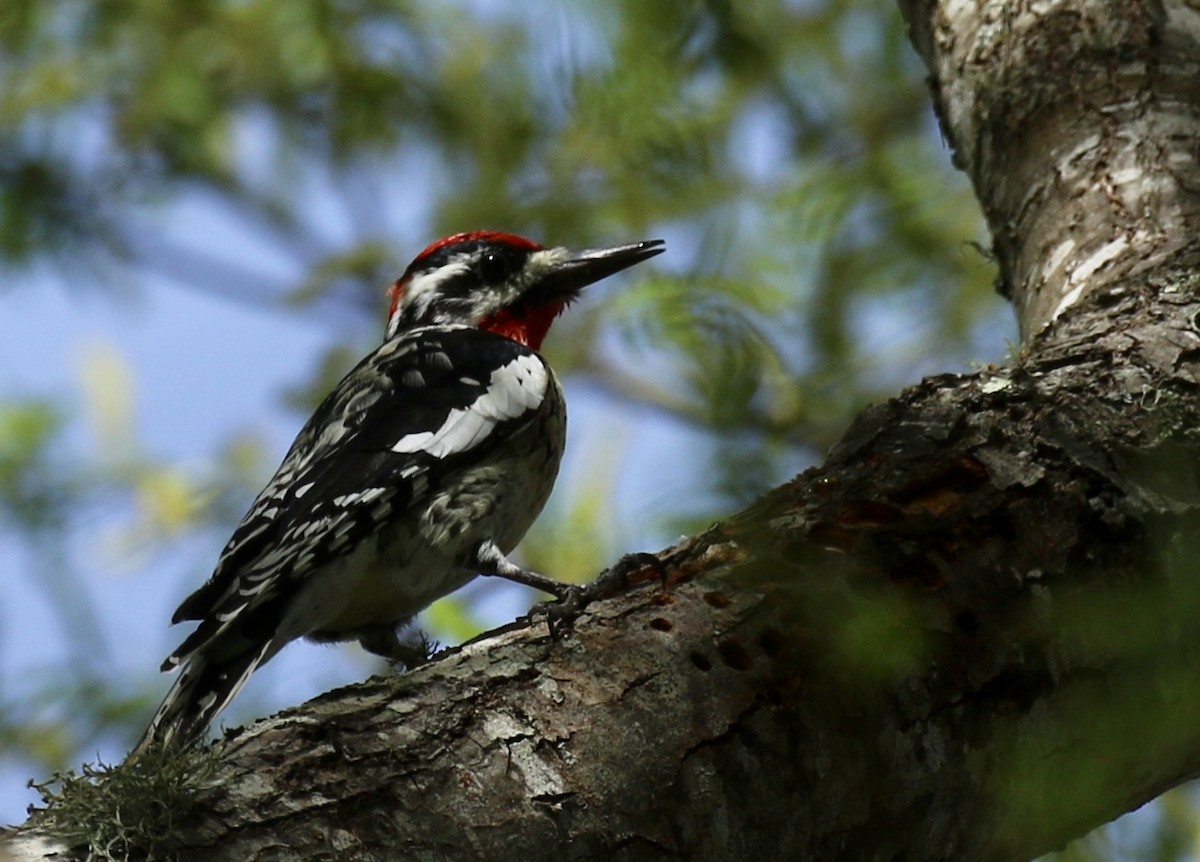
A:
[683,629,786,674]
[643,589,786,673]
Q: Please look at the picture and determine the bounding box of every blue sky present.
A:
[0,240,724,822]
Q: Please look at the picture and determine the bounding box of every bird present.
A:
[132,230,664,753]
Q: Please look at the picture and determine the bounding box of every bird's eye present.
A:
[478,251,510,282]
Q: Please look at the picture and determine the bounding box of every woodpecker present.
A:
[133,231,664,753]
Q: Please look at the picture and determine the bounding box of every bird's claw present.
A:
[542,584,589,639]
[536,551,666,639]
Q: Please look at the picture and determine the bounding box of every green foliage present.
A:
[2,0,1099,850]
[6,1,1193,858]
[26,747,219,862]
[0,399,68,530]
[0,0,1004,581]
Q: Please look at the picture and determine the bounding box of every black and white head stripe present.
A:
[387,233,543,337]
[385,234,666,340]
[164,326,554,668]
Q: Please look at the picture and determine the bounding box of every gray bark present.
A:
[902,0,1200,338]
[14,1,1200,860]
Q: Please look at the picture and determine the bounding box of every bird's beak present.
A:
[535,239,665,299]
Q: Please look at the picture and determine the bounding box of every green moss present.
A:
[24,747,219,862]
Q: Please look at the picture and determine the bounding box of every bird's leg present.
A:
[471,541,585,639]
[472,539,580,599]
[473,541,664,637]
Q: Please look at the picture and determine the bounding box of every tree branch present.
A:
[898,0,1200,337]
[22,270,1196,861]
[14,2,1200,860]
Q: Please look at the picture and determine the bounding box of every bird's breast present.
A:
[300,373,566,635]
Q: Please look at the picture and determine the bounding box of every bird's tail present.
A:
[131,641,271,757]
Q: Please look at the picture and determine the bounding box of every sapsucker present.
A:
[134,231,664,753]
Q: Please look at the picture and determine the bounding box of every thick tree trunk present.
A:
[12,1,1200,860]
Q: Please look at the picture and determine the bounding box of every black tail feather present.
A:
[131,642,270,756]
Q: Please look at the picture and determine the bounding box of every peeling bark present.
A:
[900,0,1200,338]
[13,1,1200,860]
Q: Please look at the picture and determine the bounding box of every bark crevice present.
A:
[10,3,1200,861]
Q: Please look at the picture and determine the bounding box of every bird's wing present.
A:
[163,326,553,669]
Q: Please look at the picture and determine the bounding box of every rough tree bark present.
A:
[12,0,1200,860]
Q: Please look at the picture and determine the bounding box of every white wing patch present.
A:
[390,353,548,458]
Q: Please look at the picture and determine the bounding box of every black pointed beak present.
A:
[540,239,665,298]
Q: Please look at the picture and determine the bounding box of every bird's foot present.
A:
[537,551,666,638]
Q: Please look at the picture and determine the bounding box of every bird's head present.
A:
[386,231,665,350]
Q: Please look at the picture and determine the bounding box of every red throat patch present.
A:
[479,301,565,351]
